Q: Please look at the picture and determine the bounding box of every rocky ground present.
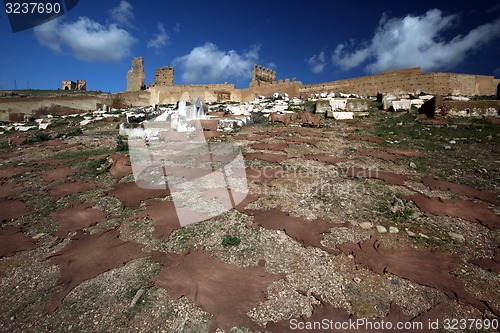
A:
[0,110,499,333]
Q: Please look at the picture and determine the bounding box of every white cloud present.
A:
[34,17,136,62]
[307,51,327,74]
[332,9,500,74]
[109,1,134,27]
[147,22,169,50]
[172,43,259,83]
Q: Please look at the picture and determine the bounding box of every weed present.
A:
[86,156,109,175]
[56,127,83,139]
[53,147,112,160]
[0,141,10,152]
[21,131,51,145]
[222,234,241,248]
[116,135,129,151]
[388,207,414,223]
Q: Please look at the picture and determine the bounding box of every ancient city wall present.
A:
[0,95,108,122]
[123,56,498,106]
[243,79,302,100]
[300,68,498,97]
[150,83,238,105]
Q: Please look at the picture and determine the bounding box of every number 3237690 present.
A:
[443,318,498,330]
[5,2,61,14]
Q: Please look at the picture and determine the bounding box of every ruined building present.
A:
[251,64,276,85]
[126,57,146,91]
[61,80,86,91]
[121,56,499,106]
[152,66,174,87]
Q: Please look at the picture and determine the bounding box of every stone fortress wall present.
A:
[1,60,498,122]
[124,57,499,105]
[300,67,499,97]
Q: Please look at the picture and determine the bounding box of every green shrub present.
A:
[222,234,241,248]
[21,131,51,145]
[56,127,82,138]
[116,135,128,151]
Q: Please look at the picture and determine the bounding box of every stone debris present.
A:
[359,222,373,229]
[327,111,354,120]
[329,98,347,111]
[448,232,465,242]
[389,226,399,233]
[129,288,145,308]
[1,88,499,332]
[391,99,412,111]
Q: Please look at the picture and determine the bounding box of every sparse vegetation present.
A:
[21,131,51,144]
[56,127,83,139]
[222,234,241,248]
[1,105,499,332]
[116,135,128,151]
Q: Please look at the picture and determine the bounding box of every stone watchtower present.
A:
[251,64,276,85]
[126,56,146,91]
[154,66,174,86]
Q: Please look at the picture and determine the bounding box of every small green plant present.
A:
[222,234,241,248]
[86,156,108,175]
[389,207,414,223]
[56,127,82,139]
[21,131,51,145]
[116,135,128,151]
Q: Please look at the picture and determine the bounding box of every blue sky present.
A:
[0,0,499,92]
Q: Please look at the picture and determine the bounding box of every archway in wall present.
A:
[64,86,69,90]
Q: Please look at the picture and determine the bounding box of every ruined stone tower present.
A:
[126,56,146,91]
[154,66,174,86]
[251,64,276,85]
